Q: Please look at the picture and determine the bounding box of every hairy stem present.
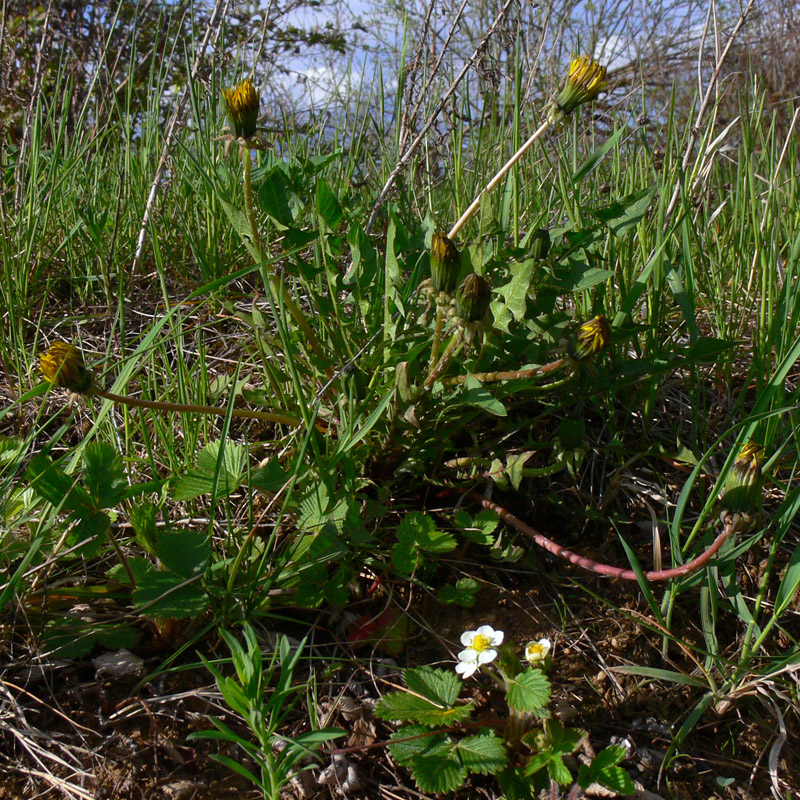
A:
[466,490,744,582]
[93,387,307,428]
[442,357,568,387]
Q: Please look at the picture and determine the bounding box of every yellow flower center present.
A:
[472,634,492,652]
[527,643,546,659]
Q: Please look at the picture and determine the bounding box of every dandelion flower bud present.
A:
[222,78,259,140]
[40,341,93,394]
[528,228,551,261]
[430,231,461,295]
[569,315,611,361]
[456,273,491,323]
[548,55,607,124]
[721,441,764,514]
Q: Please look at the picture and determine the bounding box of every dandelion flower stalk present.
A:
[222,78,326,366]
[425,332,465,388]
[39,342,314,429]
[242,147,262,252]
[448,55,606,241]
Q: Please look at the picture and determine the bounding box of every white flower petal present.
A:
[458,648,478,661]
[477,649,497,665]
[460,630,477,646]
[475,625,495,638]
[455,660,478,678]
[491,630,504,646]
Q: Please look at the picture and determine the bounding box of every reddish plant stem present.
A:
[442,357,567,387]
[465,491,738,582]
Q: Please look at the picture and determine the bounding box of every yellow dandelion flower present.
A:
[569,315,611,361]
[548,55,607,123]
[40,341,93,394]
[222,78,259,140]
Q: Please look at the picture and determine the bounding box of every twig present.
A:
[663,0,756,224]
[364,0,516,236]
[131,0,229,273]
[13,0,53,212]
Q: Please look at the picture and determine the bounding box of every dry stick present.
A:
[662,0,755,225]
[399,0,467,154]
[131,0,229,274]
[364,0,516,237]
[13,0,53,212]
[468,491,740,582]
[448,117,550,240]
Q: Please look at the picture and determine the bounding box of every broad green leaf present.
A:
[548,755,572,785]
[219,197,259,258]
[775,542,800,615]
[171,473,221,502]
[666,262,699,342]
[250,459,290,493]
[460,375,507,417]
[82,441,127,508]
[404,666,462,707]
[132,563,208,618]
[455,732,508,774]
[95,623,139,650]
[0,436,24,465]
[455,509,499,545]
[344,222,377,285]
[257,167,294,227]
[130,502,157,554]
[410,741,467,794]
[297,482,330,532]
[590,744,627,771]
[497,765,537,800]
[437,577,481,607]
[525,752,552,774]
[197,441,245,483]
[551,257,614,292]
[158,529,210,579]
[374,691,473,726]
[387,725,446,762]
[588,186,656,239]
[598,766,635,795]
[172,441,245,501]
[396,511,436,543]
[315,179,342,227]
[391,542,419,572]
[506,669,551,713]
[491,258,536,333]
[26,455,94,514]
[506,452,532,490]
[42,619,96,658]
[66,510,111,556]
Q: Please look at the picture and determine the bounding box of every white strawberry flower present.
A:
[455,625,504,678]
[525,638,552,666]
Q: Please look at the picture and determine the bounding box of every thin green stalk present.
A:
[429,303,445,370]
[241,144,327,365]
[242,146,262,251]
